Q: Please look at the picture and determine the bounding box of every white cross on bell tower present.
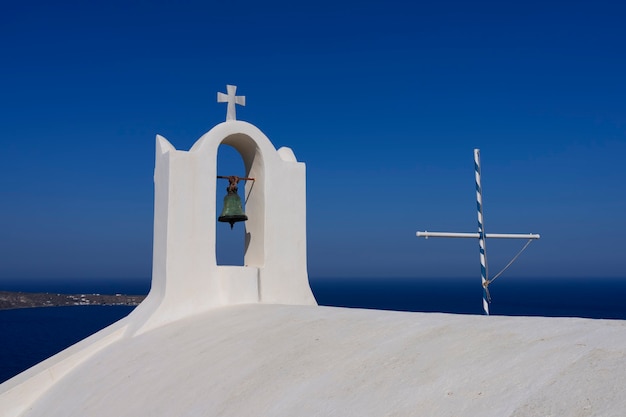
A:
[217,84,246,121]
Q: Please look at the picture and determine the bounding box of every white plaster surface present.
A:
[4,305,626,416]
[129,119,316,336]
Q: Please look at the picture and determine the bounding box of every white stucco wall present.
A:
[131,120,317,334]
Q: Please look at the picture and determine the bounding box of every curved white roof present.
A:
[5,305,626,416]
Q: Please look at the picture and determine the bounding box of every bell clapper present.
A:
[217,175,254,229]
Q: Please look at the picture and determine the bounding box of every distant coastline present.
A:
[0,291,146,310]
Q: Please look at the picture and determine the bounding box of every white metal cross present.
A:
[416,149,540,315]
[217,85,246,121]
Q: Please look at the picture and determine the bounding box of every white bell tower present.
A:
[130,85,317,333]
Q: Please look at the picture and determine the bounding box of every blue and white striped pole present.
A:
[474,149,489,315]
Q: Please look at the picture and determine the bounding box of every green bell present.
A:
[218,189,248,229]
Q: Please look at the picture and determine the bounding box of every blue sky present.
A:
[1,0,625,284]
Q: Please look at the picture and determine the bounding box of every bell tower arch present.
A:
[130,86,317,334]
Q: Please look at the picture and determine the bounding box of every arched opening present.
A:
[215,144,247,265]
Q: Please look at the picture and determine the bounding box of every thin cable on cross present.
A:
[217,85,246,121]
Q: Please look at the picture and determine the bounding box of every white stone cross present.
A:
[217,85,246,121]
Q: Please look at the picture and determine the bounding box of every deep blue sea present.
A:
[1,276,625,384]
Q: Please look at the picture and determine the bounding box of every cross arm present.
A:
[416,231,540,239]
